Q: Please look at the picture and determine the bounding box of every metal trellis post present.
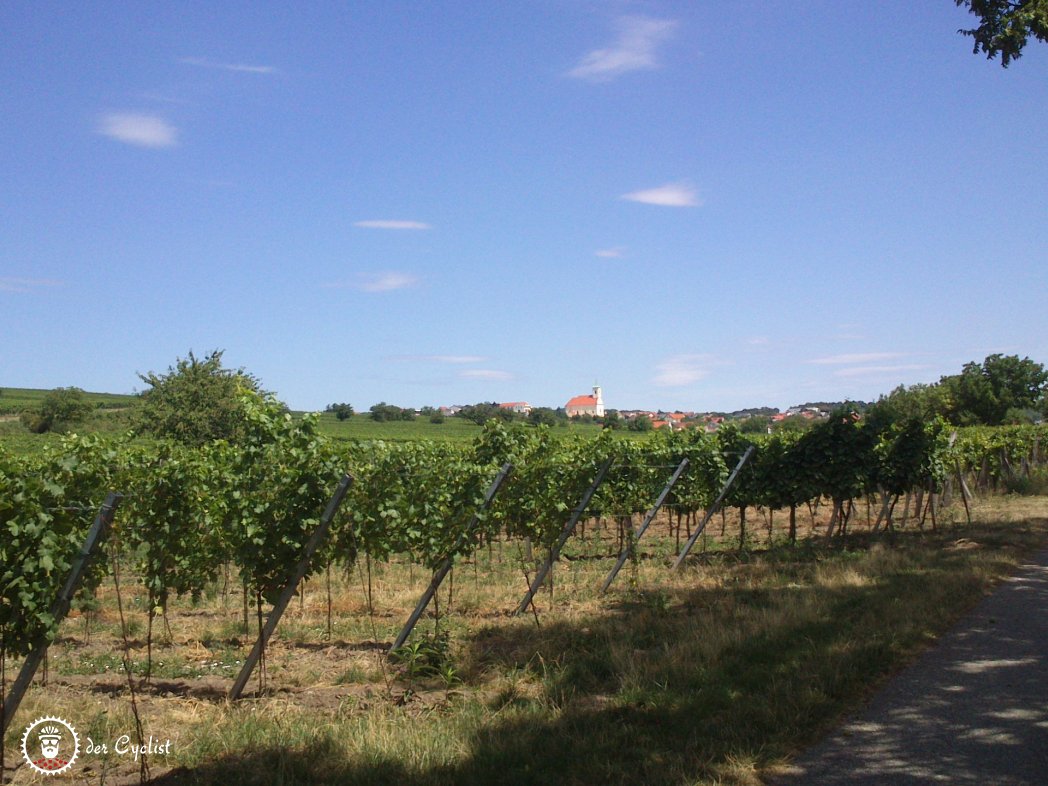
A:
[673,445,755,569]
[601,458,689,593]
[515,458,613,616]
[391,463,512,652]
[229,473,353,700]
[2,492,123,735]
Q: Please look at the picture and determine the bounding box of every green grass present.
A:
[0,386,138,455]
[7,497,1046,785]
[312,412,608,443]
[0,387,612,453]
[0,386,136,415]
[314,413,487,442]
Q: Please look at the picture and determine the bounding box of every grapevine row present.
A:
[3,396,1046,660]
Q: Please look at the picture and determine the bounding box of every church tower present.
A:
[593,385,605,417]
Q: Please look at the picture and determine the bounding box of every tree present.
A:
[527,407,559,427]
[419,406,445,424]
[739,415,771,434]
[326,402,354,421]
[21,387,93,433]
[956,0,1048,66]
[136,350,265,446]
[369,402,416,422]
[772,415,814,434]
[628,414,653,432]
[940,353,1047,425]
[867,383,952,424]
[458,402,514,425]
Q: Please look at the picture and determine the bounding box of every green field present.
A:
[0,386,136,415]
[0,387,612,453]
[0,387,139,454]
[313,411,608,443]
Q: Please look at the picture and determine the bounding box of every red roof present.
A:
[499,402,529,409]
[566,395,597,408]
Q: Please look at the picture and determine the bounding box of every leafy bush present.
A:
[1004,467,1048,496]
[136,350,264,446]
[20,387,93,433]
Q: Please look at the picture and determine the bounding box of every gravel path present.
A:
[772,547,1048,785]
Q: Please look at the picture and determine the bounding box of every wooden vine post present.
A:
[391,463,513,652]
[229,473,353,701]
[949,431,973,525]
[2,492,123,735]
[515,458,613,616]
[601,458,689,593]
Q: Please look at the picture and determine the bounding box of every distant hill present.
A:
[0,387,137,416]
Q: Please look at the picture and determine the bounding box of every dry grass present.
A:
[3,494,1047,785]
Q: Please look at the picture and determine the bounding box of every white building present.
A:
[499,401,532,415]
[565,385,605,418]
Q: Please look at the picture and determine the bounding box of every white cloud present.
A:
[747,337,771,346]
[392,355,487,364]
[806,352,908,365]
[428,355,486,364]
[833,364,929,378]
[0,278,63,293]
[595,247,624,258]
[356,272,419,292]
[460,369,513,382]
[568,16,677,81]
[179,57,277,75]
[353,220,432,230]
[621,182,700,207]
[653,354,716,387]
[97,113,178,148]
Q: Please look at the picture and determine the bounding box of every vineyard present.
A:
[2,396,1047,784]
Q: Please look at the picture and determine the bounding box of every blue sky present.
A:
[2,2,1046,413]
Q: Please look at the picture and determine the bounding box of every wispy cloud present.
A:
[653,354,716,387]
[179,57,277,75]
[325,272,419,292]
[747,337,771,346]
[568,16,677,81]
[806,352,908,365]
[357,272,419,292]
[0,278,63,293]
[460,369,513,381]
[595,247,625,258]
[429,355,486,364]
[393,355,488,364]
[621,182,700,207]
[353,220,432,231]
[97,112,178,148]
[833,364,929,378]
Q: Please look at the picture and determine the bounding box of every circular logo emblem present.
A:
[20,716,80,775]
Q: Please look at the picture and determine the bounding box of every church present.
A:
[565,385,605,418]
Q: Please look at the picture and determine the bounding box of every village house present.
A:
[499,401,532,415]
